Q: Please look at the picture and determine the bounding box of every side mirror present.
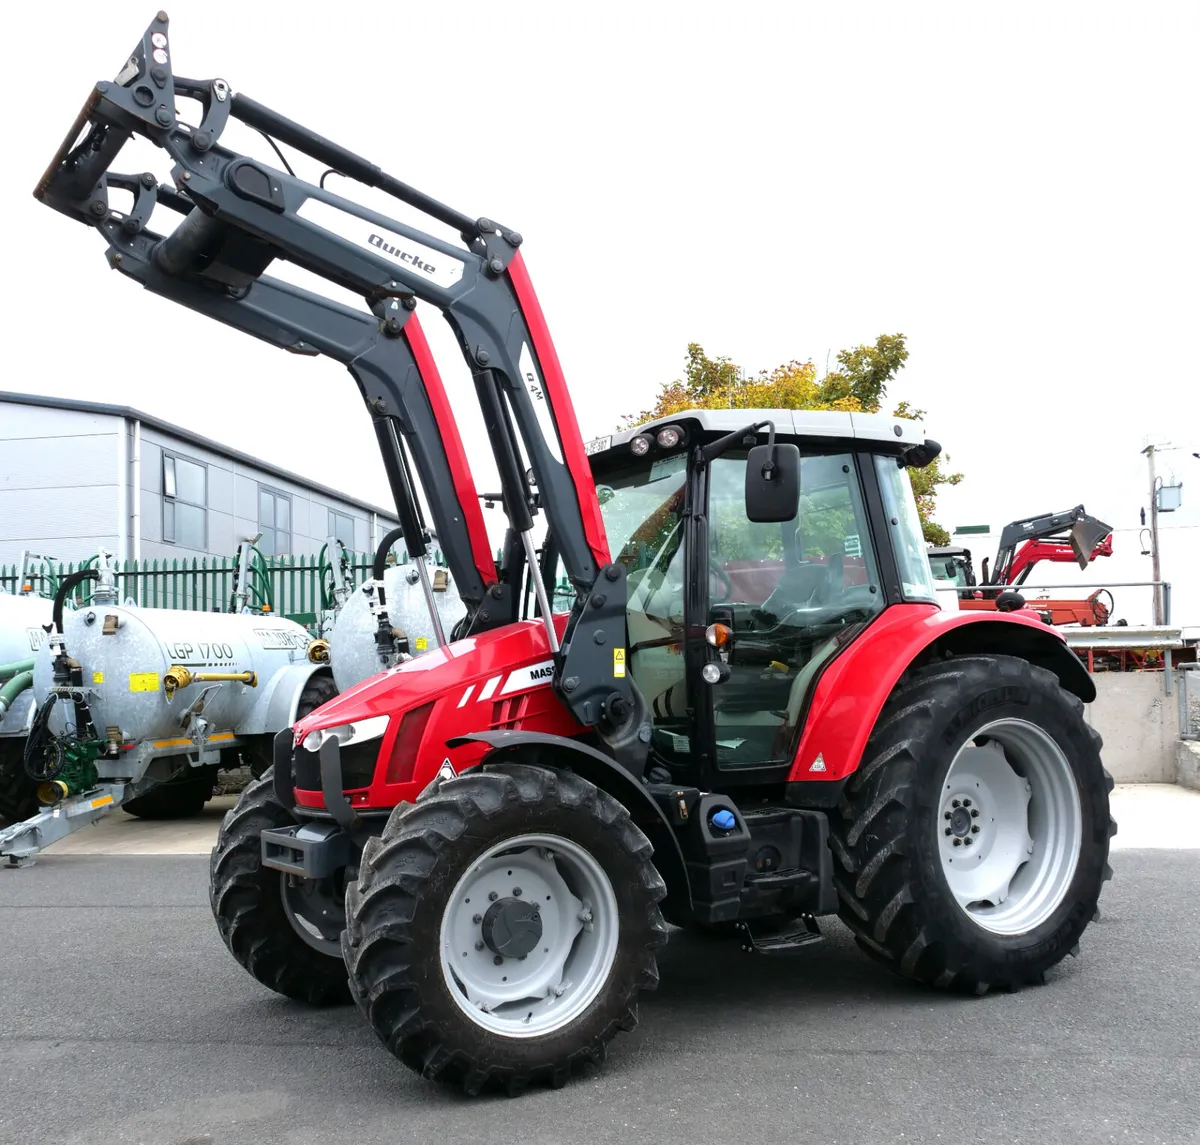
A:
[944,560,957,578]
[745,443,801,523]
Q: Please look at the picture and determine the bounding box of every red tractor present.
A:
[37,15,1115,1095]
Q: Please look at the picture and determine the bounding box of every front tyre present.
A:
[343,763,668,1095]
[831,654,1115,993]
[209,772,351,1004]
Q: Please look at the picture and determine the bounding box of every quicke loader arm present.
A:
[35,13,645,762]
[985,505,1113,587]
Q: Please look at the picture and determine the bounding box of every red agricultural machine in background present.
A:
[35,14,1116,1096]
[930,505,1115,626]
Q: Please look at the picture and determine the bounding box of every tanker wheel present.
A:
[0,743,38,826]
[343,763,668,1095]
[831,654,1116,994]
[297,671,338,721]
[122,761,216,820]
[209,772,350,1004]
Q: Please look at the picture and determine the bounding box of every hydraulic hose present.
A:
[53,569,99,634]
[0,670,32,720]
[0,657,35,681]
[373,528,406,580]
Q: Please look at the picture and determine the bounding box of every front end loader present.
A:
[35,13,1116,1096]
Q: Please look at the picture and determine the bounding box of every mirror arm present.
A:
[703,419,776,465]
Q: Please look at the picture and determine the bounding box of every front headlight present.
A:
[302,714,390,754]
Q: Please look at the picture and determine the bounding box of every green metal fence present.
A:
[0,552,381,628]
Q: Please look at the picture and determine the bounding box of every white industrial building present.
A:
[0,391,400,567]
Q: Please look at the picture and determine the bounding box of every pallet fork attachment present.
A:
[36,13,648,766]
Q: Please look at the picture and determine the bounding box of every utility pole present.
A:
[1143,442,1165,625]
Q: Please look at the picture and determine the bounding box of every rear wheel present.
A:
[830,654,1115,993]
[123,761,216,820]
[343,763,668,1094]
[209,772,350,1004]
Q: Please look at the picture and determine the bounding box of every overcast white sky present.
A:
[6,1,1198,625]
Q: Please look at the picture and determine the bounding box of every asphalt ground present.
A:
[1,846,1198,1145]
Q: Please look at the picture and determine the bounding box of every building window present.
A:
[258,487,292,556]
[327,508,357,548]
[162,453,207,549]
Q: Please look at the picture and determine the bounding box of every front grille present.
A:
[291,739,380,793]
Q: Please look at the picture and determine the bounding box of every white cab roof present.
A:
[587,407,927,456]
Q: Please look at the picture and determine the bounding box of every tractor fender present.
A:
[447,730,692,922]
[240,662,330,736]
[787,605,1095,785]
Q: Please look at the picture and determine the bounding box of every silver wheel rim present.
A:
[280,872,345,956]
[938,717,1082,936]
[439,832,619,1039]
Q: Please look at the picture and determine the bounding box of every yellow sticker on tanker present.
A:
[92,671,104,685]
[415,637,428,652]
[129,672,160,693]
[613,648,626,678]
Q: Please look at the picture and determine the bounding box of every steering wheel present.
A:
[709,559,734,603]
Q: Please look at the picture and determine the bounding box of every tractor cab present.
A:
[575,408,939,782]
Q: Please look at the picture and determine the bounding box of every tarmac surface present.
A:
[1,789,1198,1145]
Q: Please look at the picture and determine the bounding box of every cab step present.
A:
[735,915,823,955]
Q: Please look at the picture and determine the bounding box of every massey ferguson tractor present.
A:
[36,14,1115,1095]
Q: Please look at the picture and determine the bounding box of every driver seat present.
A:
[760,562,828,618]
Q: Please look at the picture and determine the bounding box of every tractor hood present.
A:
[294,615,570,742]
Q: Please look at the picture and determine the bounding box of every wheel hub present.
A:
[937,719,1082,936]
[439,833,619,1039]
[482,896,543,959]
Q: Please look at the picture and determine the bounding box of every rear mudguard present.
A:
[788,604,1094,784]
[447,730,692,924]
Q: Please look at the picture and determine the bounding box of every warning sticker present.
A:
[129,672,160,693]
[613,648,626,679]
[90,795,114,809]
[415,637,428,652]
[92,671,105,685]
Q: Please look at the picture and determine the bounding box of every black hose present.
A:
[373,528,406,581]
[53,570,98,634]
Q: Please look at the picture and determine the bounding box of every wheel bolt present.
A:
[512,887,522,897]
[488,891,499,902]
[493,955,504,966]
[971,825,979,834]
[953,838,962,847]
[952,799,960,809]
[472,914,482,924]
[963,837,973,847]
[944,828,952,836]
[475,941,485,951]
[962,798,971,808]
[971,809,979,818]
[944,811,951,820]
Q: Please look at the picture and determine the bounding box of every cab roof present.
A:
[586,407,927,457]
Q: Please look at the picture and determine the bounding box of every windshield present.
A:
[875,456,937,601]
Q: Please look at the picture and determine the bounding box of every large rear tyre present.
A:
[343,763,668,1095]
[830,654,1115,994]
[209,772,351,1004]
[123,761,216,820]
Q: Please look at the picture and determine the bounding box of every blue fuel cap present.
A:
[711,809,736,831]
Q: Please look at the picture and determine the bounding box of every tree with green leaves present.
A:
[620,334,962,544]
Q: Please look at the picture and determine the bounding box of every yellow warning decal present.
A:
[129,672,160,693]
[92,671,105,685]
[90,795,114,809]
[613,648,626,678]
[415,637,428,652]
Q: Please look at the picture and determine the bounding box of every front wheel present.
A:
[209,772,351,1004]
[831,654,1115,993]
[343,763,668,1095]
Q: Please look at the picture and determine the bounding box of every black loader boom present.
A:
[37,11,647,763]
